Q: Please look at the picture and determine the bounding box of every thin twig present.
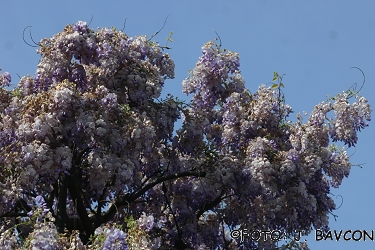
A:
[88,15,94,27]
[350,67,365,93]
[122,18,128,32]
[148,15,170,41]
[212,28,222,47]
[23,26,39,48]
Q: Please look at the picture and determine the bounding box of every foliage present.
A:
[0,21,372,249]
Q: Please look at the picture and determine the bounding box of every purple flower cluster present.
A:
[0,72,11,87]
[30,20,174,103]
[219,85,292,152]
[27,195,50,217]
[101,92,118,109]
[94,226,128,250]
[182,41,244,111]
[28,221,61,250]
[102,228,128,250]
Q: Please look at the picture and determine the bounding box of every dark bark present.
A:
[56,173,67,233]
[67,165,94,239]
[196,190,224,219]
[0,199,31,219]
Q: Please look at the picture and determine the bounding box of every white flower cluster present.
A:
[330,93,372,147]
[137,212,156,232]
[248,156,275,189]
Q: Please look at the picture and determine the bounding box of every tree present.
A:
[0,21,372,249]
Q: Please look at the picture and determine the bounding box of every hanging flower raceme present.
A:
[182,40,244,112]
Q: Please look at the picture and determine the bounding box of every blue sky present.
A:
[1,1,374,249]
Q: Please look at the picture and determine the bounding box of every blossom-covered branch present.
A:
[0,21,371,249]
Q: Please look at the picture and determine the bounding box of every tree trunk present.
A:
[56,173,67,233]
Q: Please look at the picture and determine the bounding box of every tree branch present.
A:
[0,212,28,218]
[0,199,32,219]
[101,171,206,223]
[131,171,206,202]
[196,190,224,219]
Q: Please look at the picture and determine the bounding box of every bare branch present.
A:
[122,18,128,32]
[101,171,206,223]
[88,15,94,27]
[196,190,224,219]
[0,199,32,219]
[129,171,206,202]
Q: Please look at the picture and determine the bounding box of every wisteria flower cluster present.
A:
[0,71,11,87]
[93,225,128,250]
[0,21,372,249]
[27,195,50,218]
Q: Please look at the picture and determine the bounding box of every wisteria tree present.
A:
[0,21,372,249]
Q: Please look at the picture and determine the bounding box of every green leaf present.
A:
[120,104,131,115]
[279,83,284,88]
[125,215,136,229]
[271,83,279,89]
[166,31,174,42]
[11,88,22,97]
[273,71,279,82]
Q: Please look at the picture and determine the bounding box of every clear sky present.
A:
[1,1,374,249]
